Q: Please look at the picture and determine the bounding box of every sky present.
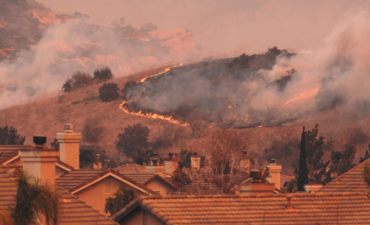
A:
[36,0,370,56]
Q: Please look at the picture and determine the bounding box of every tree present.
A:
[305,124,330,184]
[93,67,113,81]
[79,144,108,168]
[62,71,93,93]
[12,172,59,225]
[0,125,25,145]
[115,124,150,159]
[330,145,356,177]
[171,167,191,192]
[359,144,370,163]
[285,179,297,193]
[105,184,137,216]
[99,83,119,102]
[297,127,309,192]
[81,118,104,143]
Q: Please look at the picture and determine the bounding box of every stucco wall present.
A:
[75,176,124,215]
[145,179,172,196]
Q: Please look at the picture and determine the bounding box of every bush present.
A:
[99,83,119,102]
[0,125,25,145]
[62,71,93,93]
[94,67,113,81]
[115,123,150,158]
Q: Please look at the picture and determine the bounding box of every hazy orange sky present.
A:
[36,0,370,56]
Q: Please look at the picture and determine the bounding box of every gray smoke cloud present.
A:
[123,11,370,128]
[0,8,204,109]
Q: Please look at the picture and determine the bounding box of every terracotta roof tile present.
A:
[318,158,370,193]
[113,192,370,224]
[0,166,117,225]
[122,173,154,184]
[56,168,160,195]
[115,164,147,173]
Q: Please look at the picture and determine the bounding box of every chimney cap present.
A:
[33,136,46,148]
[169,153,173,157]
[192,152,198,156]
[270,159,276,165]
[64,124,74,133]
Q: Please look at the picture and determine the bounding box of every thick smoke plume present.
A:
[123,11,370,128]
[0,0,204,109]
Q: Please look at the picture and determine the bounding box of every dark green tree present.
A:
[330,145,357,177]
[62,71,93,93]
[171,166,190,192]
[285,179,297,193]
[0,125,25,145]
[49,138,59,149]
[115,124,150,159]
[12,172,59,225]
[359,144,370,163]
[93,67,113,81]
[99,83,119,102]
[305,124,330,184]
[79,145,108,168]
[297,127,309,191]
[105,184,137,216]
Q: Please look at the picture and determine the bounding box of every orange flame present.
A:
[119,63,189,126]
[285,86,320,106]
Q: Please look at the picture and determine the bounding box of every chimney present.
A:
[164,153,179,175]
[267,159,282,190]
[190,152,200,170]
[238,170,275,195]
[146,154,164,176]
[18,136,59,185]
[304,177,323,193]
[240,151,250,173]
[93,154,102,169]
[57,124,81,169]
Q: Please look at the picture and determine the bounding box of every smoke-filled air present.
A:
[0,0,204,109]
[121,11,370,128]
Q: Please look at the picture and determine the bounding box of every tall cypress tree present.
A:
[297,127,309,191]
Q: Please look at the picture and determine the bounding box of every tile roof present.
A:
[56,168,159,195]
[0,145,24,164]
[317,158,370,193]
[113,192,370,225]
[56,160,74,171]
[122,173,154,184]
[143,174,178,191]
[0,166,117,225]
[115,164,147,173]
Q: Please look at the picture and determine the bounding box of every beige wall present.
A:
[145,179,173,196]
[75,176,124,215]
[148,213,164,225]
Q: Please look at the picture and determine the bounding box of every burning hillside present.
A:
[120,11,370,130]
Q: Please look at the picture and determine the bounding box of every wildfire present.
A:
[140,63,183,83]
[285,86,320,106]
[120,63,189,126]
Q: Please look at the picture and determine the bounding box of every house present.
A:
[317,158,370,193]
[122,173,178,195]
[55,168,160,215]
[0,141,118,225]
[112,192,370,225]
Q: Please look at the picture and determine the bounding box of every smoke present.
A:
[123,11,370,128]
[0,2,204,109]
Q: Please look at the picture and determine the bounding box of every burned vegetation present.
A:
[120,47,297,129]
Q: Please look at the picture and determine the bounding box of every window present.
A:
[105,181,111,194]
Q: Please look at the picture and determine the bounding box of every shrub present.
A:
[62,71,93,93]
[93,67,113,81]
[99,83,119,102]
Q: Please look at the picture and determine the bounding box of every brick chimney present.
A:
[57,124,81,169]
[267,159,282,190]
[190,152,200,170]
[18,136,59,185]
[164,153,179,175]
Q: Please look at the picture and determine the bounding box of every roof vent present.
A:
[64,124,73,133]
[250,170,263,183]
[169,153,173,157]
[33,136,46,148]
[270,159,276,165]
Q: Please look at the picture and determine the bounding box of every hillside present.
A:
[0,63,369,174]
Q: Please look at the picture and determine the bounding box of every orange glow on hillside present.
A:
[285,86,320,106]
[120,63,189,126]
